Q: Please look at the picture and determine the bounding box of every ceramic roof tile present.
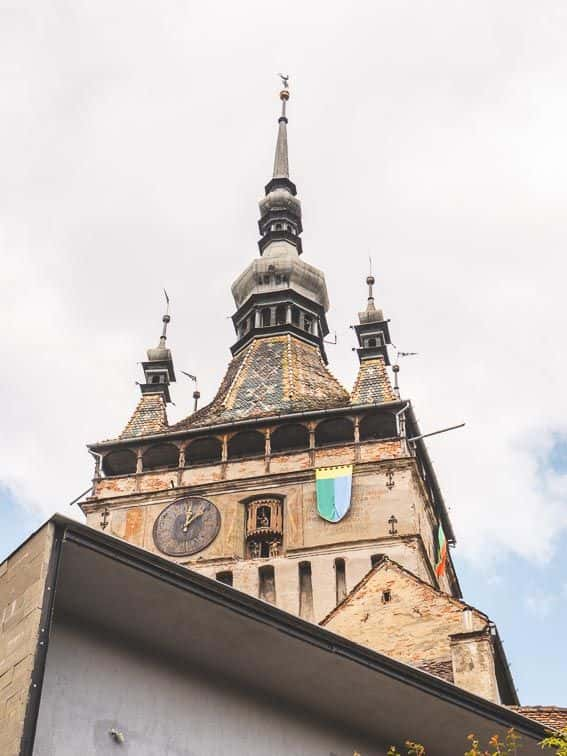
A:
[509,707,567,731]
[119,394,168,440]
[171,334,350,431]
[351,356,396,405]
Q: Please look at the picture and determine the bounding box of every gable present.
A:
[321,559,488,666]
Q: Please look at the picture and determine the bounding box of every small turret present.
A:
[140,299,176,403]
[353,274,392,364]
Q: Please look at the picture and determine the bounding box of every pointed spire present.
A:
[258,76,303,255]
[273,77,290,178]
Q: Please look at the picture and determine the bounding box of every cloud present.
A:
[1,0,567,567]
[525,592,559,620]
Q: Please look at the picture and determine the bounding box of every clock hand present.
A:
[185,512,204,529]
[182,505,194,533]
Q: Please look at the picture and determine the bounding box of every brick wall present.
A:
[0,524,53,756]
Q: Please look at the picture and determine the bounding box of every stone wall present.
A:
[0,524,53,756]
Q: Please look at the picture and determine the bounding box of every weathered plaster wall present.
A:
[0,525,53,756]
[323,561,487,667]
[451,631,500,703]
[34,616,386,756]
[86,459,444,621]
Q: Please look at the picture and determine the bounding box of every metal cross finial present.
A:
[100,507,110,530]
[388,514,398,535]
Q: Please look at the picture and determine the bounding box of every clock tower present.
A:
[82,83,461,623]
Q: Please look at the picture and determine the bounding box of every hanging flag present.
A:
[316,465,353,523]
[435,524,447,578]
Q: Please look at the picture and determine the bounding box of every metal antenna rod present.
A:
[68,485,93,507]
[408,423,466,443]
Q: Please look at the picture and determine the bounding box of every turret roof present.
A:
[171,334,350,430]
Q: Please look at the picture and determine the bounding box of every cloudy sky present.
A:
[1,0,566,705]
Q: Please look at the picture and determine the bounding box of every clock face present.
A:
[153,496,221,557]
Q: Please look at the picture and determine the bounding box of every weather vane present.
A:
[278,72,289,90]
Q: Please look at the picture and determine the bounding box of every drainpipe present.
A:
[395,402,410,455]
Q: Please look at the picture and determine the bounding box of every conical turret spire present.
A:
[273,77,290,178]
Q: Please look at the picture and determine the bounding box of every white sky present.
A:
[2,0,567,568]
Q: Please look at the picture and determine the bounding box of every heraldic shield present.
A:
[315,465,353,523]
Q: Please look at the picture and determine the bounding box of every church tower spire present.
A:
[230,78,334,364]
[272,80,290,179]
[258,78,303,256]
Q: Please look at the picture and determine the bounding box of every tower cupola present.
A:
[230,77,331,361]
[140,304,176,403]
[353,274,392,364]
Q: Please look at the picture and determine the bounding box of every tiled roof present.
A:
[171,334,350,431]
[509,706,567,731]
[351,356,396,405]
[119,394,168,439]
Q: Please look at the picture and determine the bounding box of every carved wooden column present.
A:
[177,445,185,486]
[354,416,361,463]
[308,423,316,466]
[221,435,228,480]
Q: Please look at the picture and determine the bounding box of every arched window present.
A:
[185,437,222,466]
[259,565,276,603]
[142,443,179,471]
[335,557,347,604]
[315,417,354,446]
[275,305,286,325]
[270,424,309,454]
[262,308,271,327]
[228,430,265,459]
[298,562,313,620]
[102,449,137,476]
[359,412,397,441]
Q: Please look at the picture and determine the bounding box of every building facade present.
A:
[81,84,509,702]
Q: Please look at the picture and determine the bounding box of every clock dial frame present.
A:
[153,496,221,557]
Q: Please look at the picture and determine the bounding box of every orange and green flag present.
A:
[435,524,447,578]
[315,465,353,523]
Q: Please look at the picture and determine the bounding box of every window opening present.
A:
[335,558,347,605]
[259,565,276,603]
[298,561,314,620]
[256,506,271,529]
[216,571,233,586]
